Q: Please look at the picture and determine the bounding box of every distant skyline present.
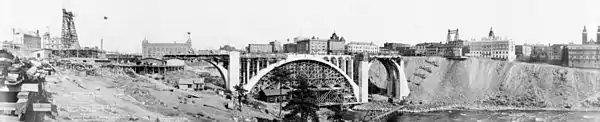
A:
[2,0,600,53]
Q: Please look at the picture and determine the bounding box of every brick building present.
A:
[383,42,411,55]
[327,33,346,55]
[466,28,516,61]
[142,33,192,59]
[297,37,328,55]
[345,42,379,54]
[269,41,283,53]
[566,44,600,68]
[247,44,273,53]
[283,43,297,53]
[515,45,532,58]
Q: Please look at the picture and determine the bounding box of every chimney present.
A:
[36,30,39,36]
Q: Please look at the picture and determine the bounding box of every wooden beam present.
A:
[0,83,39,92]
[32,103,52,112]
[0,103,17,110]
[0,115,19,121]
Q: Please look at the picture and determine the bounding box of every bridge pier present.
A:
[227,52,240,91]
[245,59,250,84]
[357,53,370,103]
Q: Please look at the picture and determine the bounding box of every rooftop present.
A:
[178,78,205,85]
[262,89,293,96]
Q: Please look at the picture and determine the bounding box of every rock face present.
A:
[401,57,600,109]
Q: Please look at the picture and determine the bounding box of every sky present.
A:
[1,0,600,53]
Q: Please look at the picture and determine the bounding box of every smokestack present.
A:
[36,30,39,37]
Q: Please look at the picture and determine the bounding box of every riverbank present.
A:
[401,56,600,111]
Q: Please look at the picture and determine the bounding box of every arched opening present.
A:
[367,58,402,101]
[163,58,227,90]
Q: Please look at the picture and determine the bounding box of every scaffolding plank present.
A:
[0,103,17,111]
[32,103,52,112]
[0,115,19,121]
[16,92,29,99]
[0,83,38,92]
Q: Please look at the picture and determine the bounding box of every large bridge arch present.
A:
[366,58,410,99]
[243,58,360,102]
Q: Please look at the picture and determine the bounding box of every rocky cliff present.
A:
[399,57,600,110]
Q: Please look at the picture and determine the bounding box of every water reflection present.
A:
[387,110,600,122]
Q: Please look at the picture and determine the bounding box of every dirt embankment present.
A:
[402,57,600,110]
[46,67,274,122]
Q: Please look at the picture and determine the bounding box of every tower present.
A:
[61,8,80,49]
[446,29,459,43]
[186,32,192,45]
[582,26,588,44]
[597,25,600,44]
[489,27,495,38]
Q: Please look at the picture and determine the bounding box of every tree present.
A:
[233,84,247,111]
[283,73,319,122]
[267,67,293,117]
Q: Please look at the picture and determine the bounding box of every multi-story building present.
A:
[566,44,600,68]
[425,43,444,56]
[269,40,283,53]
[549,44,567,60]
[12,30,42,49]
[466,28,516,61]
[383,42,411,55]
[327,33,346,55]
[247,44,273,53]
[345,42,379,54]
[283,43,297,53]
[415,42,441,56]
[106,53,142,63]
[515,45,532,58]
[219,45,237,51]
[379,47,399,55]
[142,33,192,59]
[297,37,328,54]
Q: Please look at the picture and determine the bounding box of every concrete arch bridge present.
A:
[163,52,410,106]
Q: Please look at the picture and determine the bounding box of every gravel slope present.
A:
[401,57,600,110]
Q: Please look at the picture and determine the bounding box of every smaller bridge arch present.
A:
[203,60,228,85]
[366,58,410,99]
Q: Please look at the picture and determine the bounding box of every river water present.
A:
[386,110,600,122]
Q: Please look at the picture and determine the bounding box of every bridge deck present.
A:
[164,54,402,59]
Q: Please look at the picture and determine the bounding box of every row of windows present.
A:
[470,51,512,54]
[569,47,600,49]
[569,56,600,59]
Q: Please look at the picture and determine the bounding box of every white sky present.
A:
[1,0,600,53]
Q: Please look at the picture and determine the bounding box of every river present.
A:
[385,110,600,122]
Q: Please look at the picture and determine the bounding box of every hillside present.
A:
[396,57,600,110]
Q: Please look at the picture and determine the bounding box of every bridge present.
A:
[163,52,410,105]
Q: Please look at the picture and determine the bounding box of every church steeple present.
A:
[330,32,339,41]
[488,27,495,38]
[597,25,600,44]
[583,26,588,44]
